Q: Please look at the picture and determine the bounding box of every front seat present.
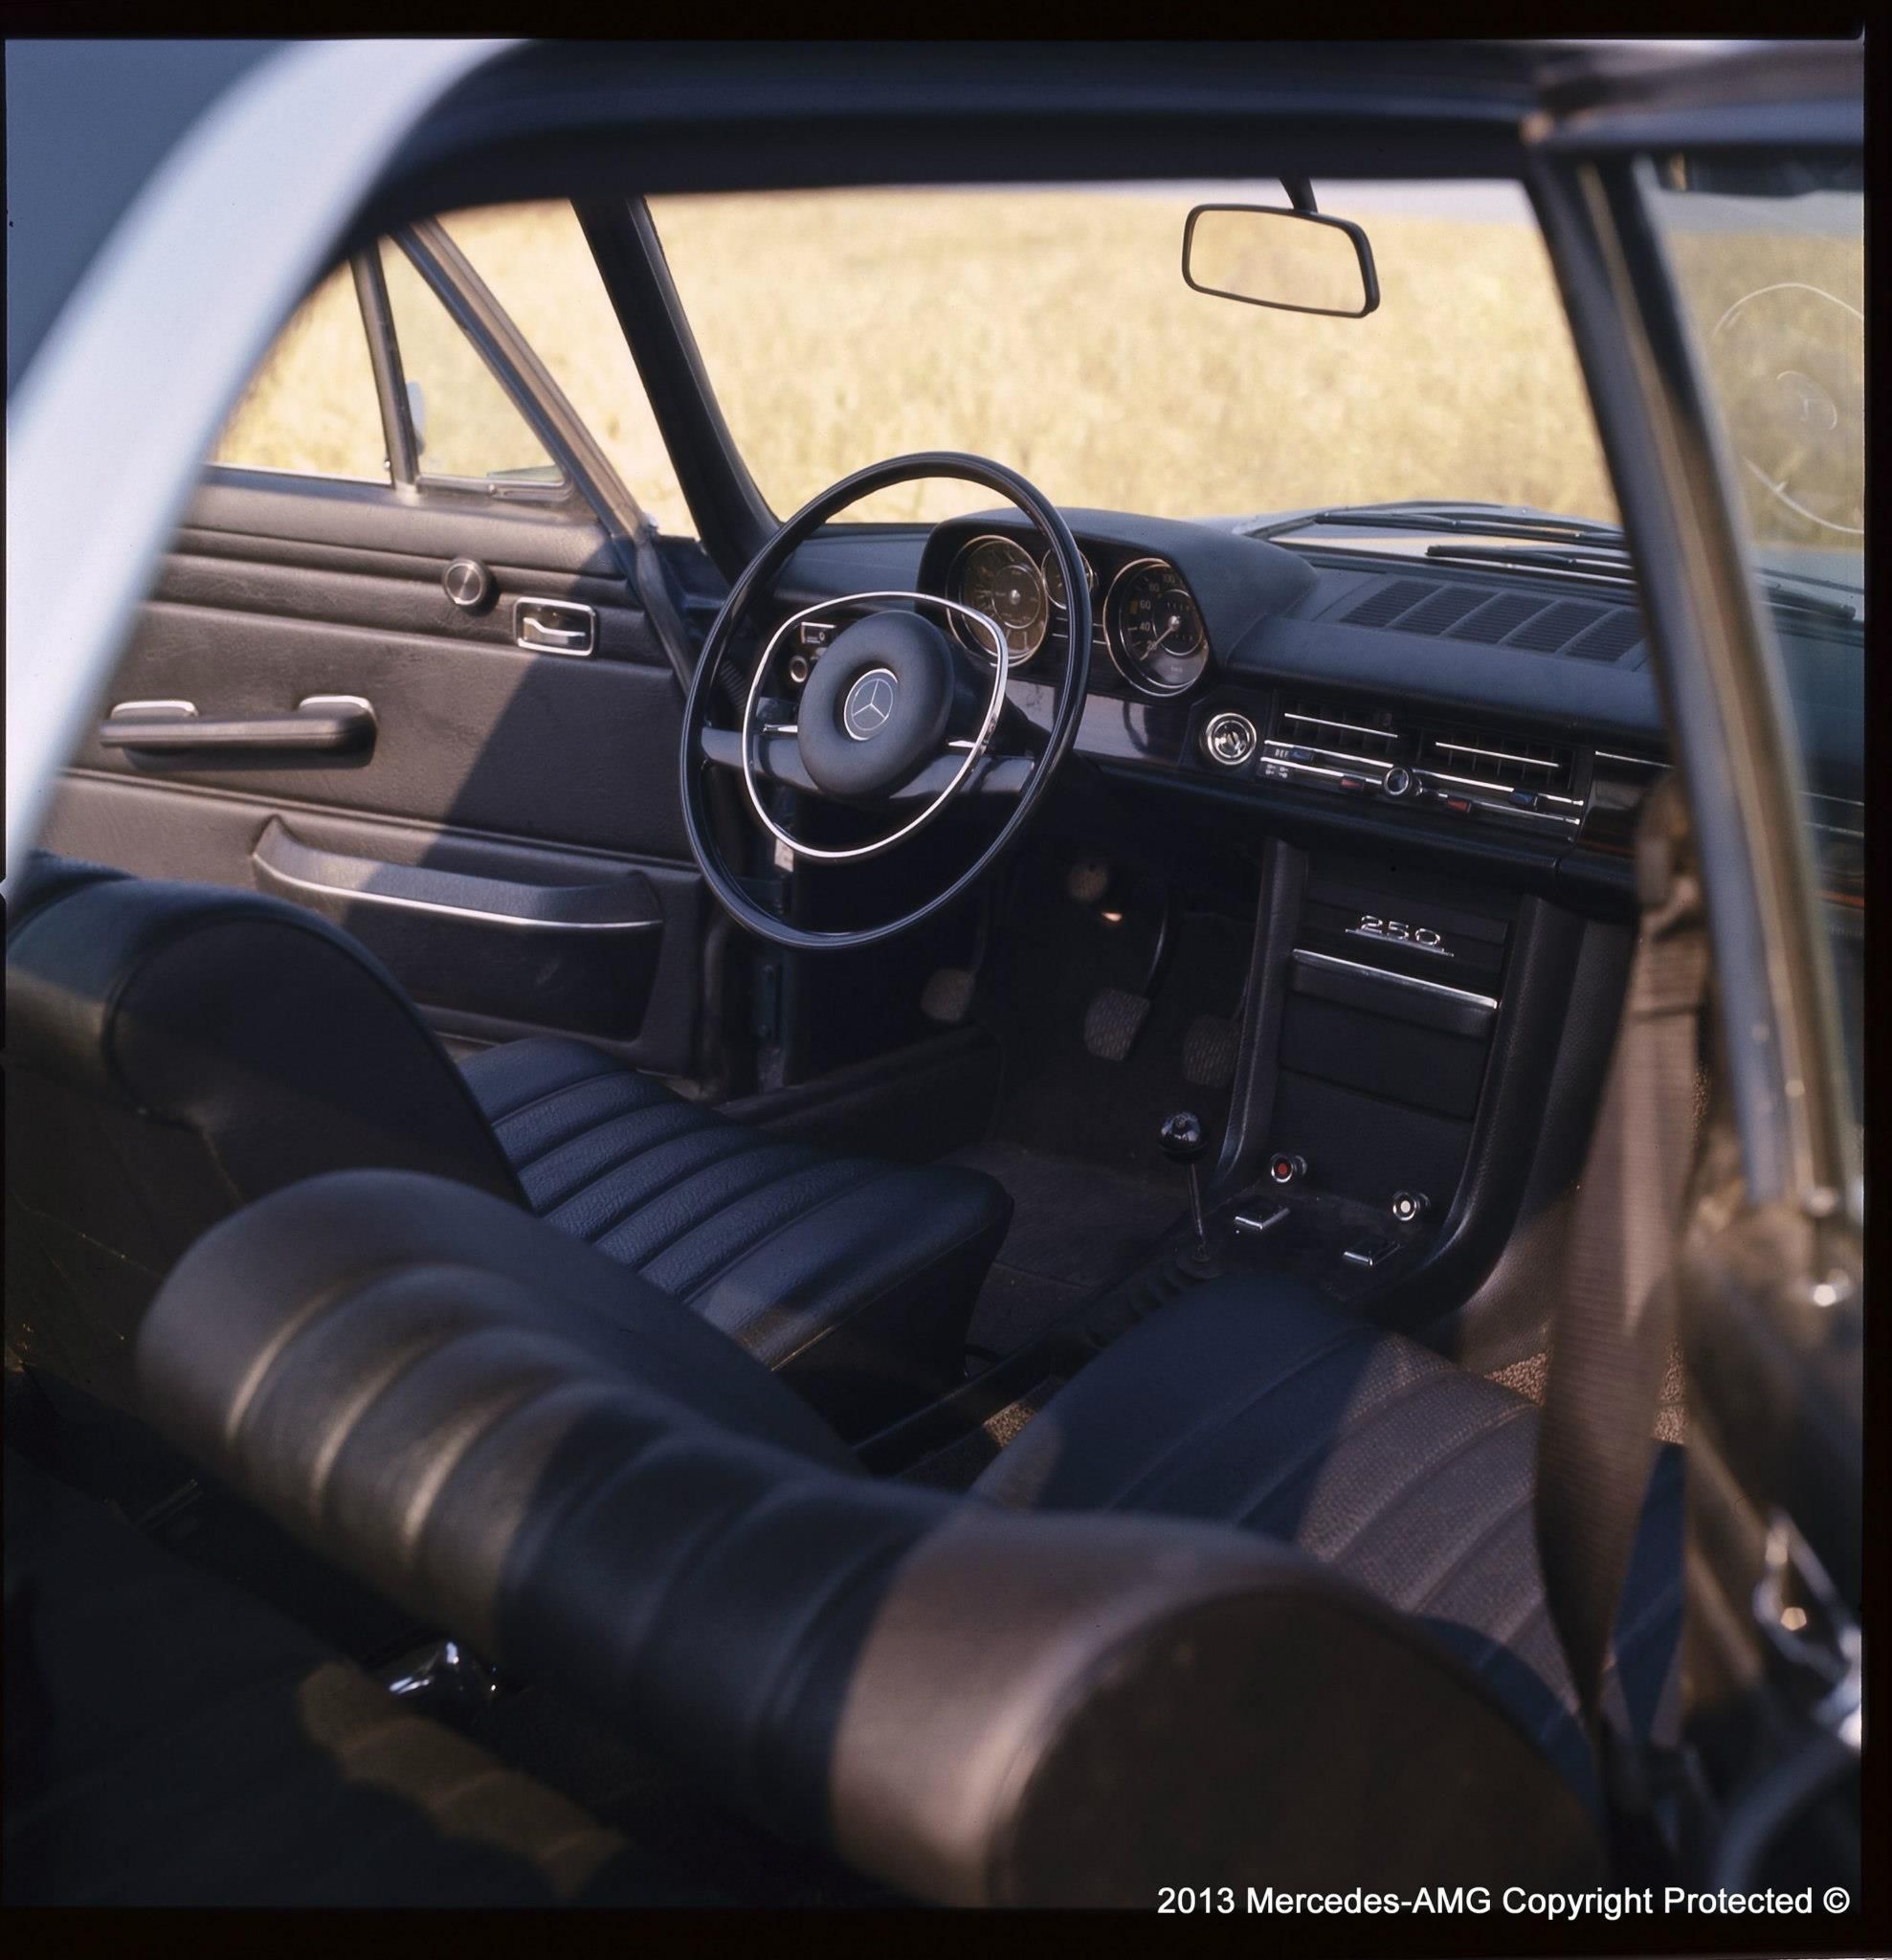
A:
[127,1169,1683,1904]
[3,857,1009,1437]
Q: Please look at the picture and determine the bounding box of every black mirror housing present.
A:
[1182,204,1381,320]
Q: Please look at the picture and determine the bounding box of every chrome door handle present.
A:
[514,596,596,656]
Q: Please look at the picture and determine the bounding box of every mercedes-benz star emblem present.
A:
[843,667,899,741]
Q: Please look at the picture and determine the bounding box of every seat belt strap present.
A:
[1532,777,1708,1816]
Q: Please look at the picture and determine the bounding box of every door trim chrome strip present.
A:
[1291,947,1499,1011]
[253,849,659,932]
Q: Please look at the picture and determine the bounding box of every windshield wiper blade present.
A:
[1424,542,1636,579]
[1423,542,1859,621]
[1252,501,1626,549]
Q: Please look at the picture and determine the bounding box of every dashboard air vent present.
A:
[1393,586,1494,635]
[1506,600,1609,653]
[1447,592,1547,643]
[1562,608,1646,663]
[1342,576,1648,665]
[1342,579,1443,629]
[1417,724,1576,797]
[1274,695,1410,767]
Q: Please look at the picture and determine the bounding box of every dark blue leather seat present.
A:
[5,857,1009,1438]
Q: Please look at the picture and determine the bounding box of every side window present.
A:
[439,203,693,536]
[211,202,692,537]
[377,239,565,487]
[213,262,390,482]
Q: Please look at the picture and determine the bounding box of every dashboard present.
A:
[774,504,1863,916]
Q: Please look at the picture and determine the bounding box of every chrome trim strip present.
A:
[1292,947,1499,1012]
[1414,767,1586,816]
[1427,739,1562,771]
[254,856,661,931]
[1594,749,1669,769]
[1264,739,1394,772]
[1280,710,1398,742]
[1347,924,1455,960]
[1260,751,1584,827]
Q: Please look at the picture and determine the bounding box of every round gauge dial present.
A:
[949,535,1048,664]
[1106,559,1209,695]
[1039,546,1096,614]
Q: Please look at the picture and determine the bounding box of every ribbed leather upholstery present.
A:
[461,1036,1011,1435]
[5,858,1009,1437]
[3,1449,705,1904]
[134,1171,1603,1905]
[972,1277,1684,1799]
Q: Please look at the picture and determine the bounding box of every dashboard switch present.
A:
[1382,767,1414,799]
[1269,1152,1307,1187]
[1391,1191,1431,1225]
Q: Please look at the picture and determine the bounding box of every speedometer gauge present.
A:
[949,535,1048,664]
[1106,559,1209,696]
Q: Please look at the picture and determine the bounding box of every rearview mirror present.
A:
[1182,204,1379,320]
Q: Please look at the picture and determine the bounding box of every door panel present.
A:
[37,470,713,1074]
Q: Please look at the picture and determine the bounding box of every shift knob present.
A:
[1159,1110,1207,1164]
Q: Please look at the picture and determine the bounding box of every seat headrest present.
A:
[5,866,521,1207]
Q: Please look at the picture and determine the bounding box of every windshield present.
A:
[649,181,1619,528]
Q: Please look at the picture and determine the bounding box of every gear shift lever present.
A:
[1159,1110,1217,1272]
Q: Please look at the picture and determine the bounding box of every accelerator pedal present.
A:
[1083,986,1151,1062]
[1182,1013,1240,1088]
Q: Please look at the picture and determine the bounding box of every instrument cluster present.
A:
[945,532,1211,697]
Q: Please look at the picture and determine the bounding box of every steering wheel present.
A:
[679,453,1093,950]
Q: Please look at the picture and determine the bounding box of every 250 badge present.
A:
[1348,913,1452,958]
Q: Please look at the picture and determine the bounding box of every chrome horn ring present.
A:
[739,591,1011,864]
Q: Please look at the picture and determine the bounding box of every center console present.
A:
[1193,835,1612,1325]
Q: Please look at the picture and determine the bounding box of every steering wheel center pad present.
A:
[798,612,955,799]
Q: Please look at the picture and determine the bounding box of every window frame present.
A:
[1526,137,1860,1227]
[367,231,575,508]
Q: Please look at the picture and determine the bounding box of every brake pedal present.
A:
[1083,987,1151,1061]
[922,967,975,1025]
[1183,1013,1239,1088]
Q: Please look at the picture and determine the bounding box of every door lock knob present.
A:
[442,557,496,613]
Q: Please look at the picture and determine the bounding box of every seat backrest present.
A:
[5,856,522,1411]
[136,1169,1605,1905]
